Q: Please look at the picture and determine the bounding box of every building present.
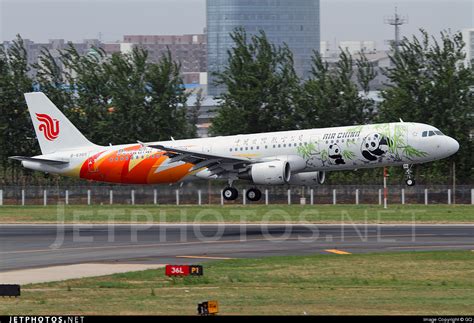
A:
[461,28,474,67]
[320,40,377,58]
[207,0,320,96]
[338,41,377,55]
[3,35,207,87]
[121,34,207,84]
[1,38,113,77]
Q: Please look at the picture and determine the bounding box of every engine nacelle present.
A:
[247,160,291,185]
[288,171,326,186]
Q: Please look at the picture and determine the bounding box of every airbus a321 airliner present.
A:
[10,92,459,201]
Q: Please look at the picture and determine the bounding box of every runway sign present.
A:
[190,265,203,276]
[0,284,20,297]
[165,265,203,276]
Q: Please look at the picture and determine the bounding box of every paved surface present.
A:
[1,263,166,284]
[1,224,473,274]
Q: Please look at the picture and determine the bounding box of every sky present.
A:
[0,0,473,49]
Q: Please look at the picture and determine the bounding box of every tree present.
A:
[60,44,111,144]
[297,49,376,129]
[60,45,193,144]
[33,48,73,111]
[0,35,35,183]
[144,49,193,141]
[102,47,149,144]
[379,30,474,183]
[210,28,300,135]
[187,88,204,138]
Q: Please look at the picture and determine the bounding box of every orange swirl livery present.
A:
[10,92,459,202]
[36,113,60,141]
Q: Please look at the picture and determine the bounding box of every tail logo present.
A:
[36,113,60,141]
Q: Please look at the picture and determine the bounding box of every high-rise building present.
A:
[207,0,320,96]
[461,28,474,67]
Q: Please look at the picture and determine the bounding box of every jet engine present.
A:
[240,161,291,185]
[288,171,326,185]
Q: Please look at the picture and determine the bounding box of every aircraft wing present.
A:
[9,156,69,165]
[146,144,254,175]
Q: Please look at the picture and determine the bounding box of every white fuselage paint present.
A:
[23,122,460,181]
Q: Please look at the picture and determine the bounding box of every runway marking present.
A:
[325,249,351,255]
[176,256,234,260]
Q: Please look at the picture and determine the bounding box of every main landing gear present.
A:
[222,187,263,202]
[246,188,262,202]
[403,164,416,186]
[222,187,239,201]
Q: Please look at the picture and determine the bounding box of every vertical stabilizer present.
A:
[24,92,98,154]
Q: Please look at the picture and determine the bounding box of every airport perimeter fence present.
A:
[0,184,473,206]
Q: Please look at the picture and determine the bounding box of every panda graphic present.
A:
[361,133,392,161]
[328,144,345,165]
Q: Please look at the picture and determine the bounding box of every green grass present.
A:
[0,205,472,223]
[1,251,473,315]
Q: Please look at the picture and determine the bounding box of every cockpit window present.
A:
[422,130,444,138]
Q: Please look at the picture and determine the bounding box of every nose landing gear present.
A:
[403,164,416,186]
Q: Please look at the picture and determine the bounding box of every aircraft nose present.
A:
[445,136,459,156]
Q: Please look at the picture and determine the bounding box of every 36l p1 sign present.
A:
[165,265,190,276]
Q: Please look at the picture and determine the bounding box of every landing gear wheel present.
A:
[403,164,416,187]
[223,187,238,201]
[246,188,262,202]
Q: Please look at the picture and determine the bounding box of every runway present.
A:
[0,224,473,272]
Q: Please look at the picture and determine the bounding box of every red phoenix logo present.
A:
[36,113,60,141]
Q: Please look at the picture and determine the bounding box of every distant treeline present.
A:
[0,28,472,185]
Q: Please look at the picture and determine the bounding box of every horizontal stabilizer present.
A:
[9,156,69,165]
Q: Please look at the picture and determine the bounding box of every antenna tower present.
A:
[384,7,408,53]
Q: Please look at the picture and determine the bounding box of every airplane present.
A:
[10,92,459,202]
